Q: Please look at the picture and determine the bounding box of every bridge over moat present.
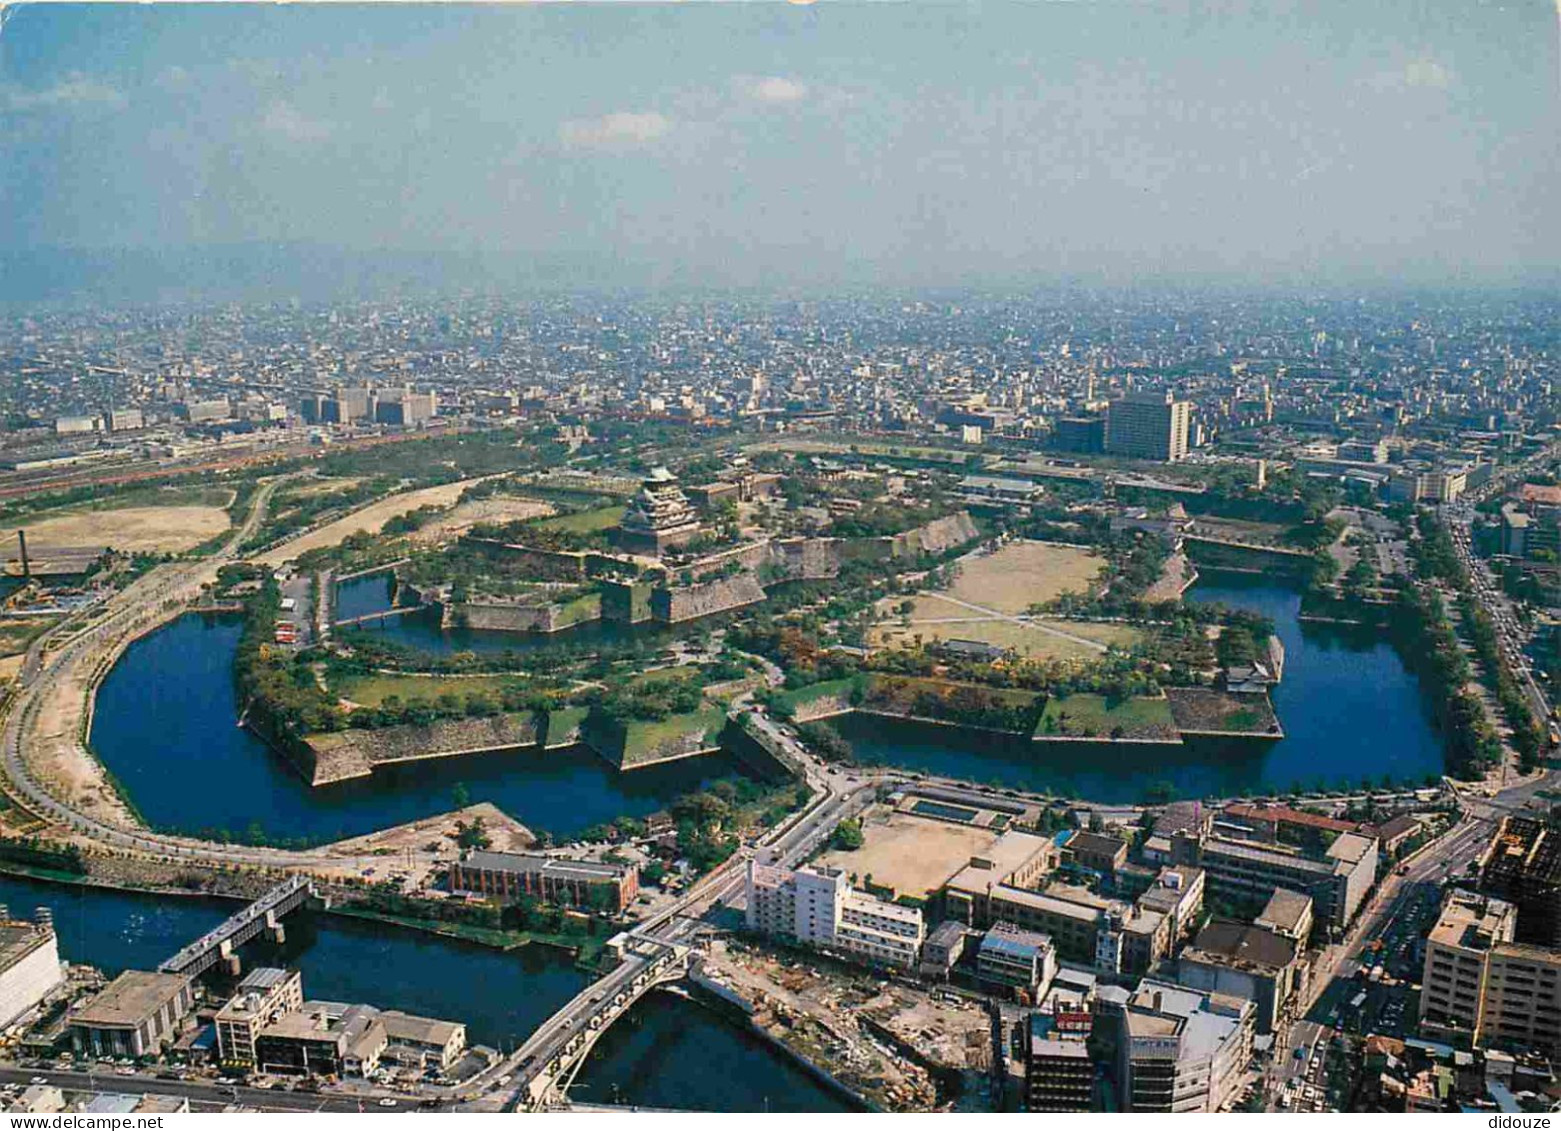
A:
[508,932,694,1110]
[158,874,321,977]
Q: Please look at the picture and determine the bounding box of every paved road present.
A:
[0,475,434,871]
[0,1065,402,1113]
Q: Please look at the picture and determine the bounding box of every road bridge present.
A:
[158,874,320,977]
[511,934,694,1110]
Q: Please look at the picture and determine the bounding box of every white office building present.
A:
[746,862,924,969]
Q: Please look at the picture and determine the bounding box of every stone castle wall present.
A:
[651,573,767,623]
[302,711,545,785]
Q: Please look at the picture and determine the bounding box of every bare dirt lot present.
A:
[406,496,554,544]
[256,480,476,565]
[2,506,231,557]
[950,539,1104,612]
[870,597,1140,661]
[815,810,1000,899]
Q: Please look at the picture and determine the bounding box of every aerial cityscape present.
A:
[0,0,1558,1118]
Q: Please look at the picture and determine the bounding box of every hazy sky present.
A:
[1,1,1558,288]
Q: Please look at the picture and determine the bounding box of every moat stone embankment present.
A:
[301,711,545,785]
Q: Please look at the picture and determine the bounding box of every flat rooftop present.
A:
[460,851,629,882]
[74,971,189,1029]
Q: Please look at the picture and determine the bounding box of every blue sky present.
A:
[1,1,1557,287]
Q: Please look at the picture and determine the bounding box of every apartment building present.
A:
[746,862,924,969]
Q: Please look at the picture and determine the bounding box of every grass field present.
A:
[0,483,236,523]
[951,540,1103,613]
[815,811,1001,900]
[1035,694,1179,741]
[332,672,527,708]
[3,504,231,558]
[531,504,626,535]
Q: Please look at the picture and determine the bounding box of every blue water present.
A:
[332,573,396,621]
[572,990,861,1112]
[834,572,1445,801]
[89,613,746,844]
[0,869,846,1106]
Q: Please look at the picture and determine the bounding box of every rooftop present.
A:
[1255,888,1313,933]
[74,971,190,1029]
[460,851,631,882]
[1182,919,1297,973]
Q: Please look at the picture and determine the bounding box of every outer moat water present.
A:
[832,570,1445,800]
[88,613,745,845]
[0,873,849,1110]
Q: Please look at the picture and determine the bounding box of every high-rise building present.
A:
[1105,391,1192,462]
[1025,1012,1095,1111]
[1418,891,1516,1046]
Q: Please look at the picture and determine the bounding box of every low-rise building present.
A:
[215,968,304,1068]
[255,1002,388,1078]
[1136,866,1206,945]
[1254,888,1315,943]
[1197,832,1377,932]
[919,920,970,980]
[70,971,195,1059]
[1177,919,1302,1034]
[381,1011,467,1072]
[976,923,1058,997]
[450,851,639,914]
[1062,831,1130,878]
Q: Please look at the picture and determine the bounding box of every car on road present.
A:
[379,1098,398,1107]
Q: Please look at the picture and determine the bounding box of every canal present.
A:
[0,872,851,1109]
[89,613,747,845]
[832,571,1445,801]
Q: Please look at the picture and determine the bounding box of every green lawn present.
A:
[333,672,527,707]
[532,505,626,535]
[1034,694,1179,741]
[621,705,727,762]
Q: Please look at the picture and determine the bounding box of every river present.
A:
[0,872,849,1109]
[831,571,1445,801]
[89,613,746,845]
